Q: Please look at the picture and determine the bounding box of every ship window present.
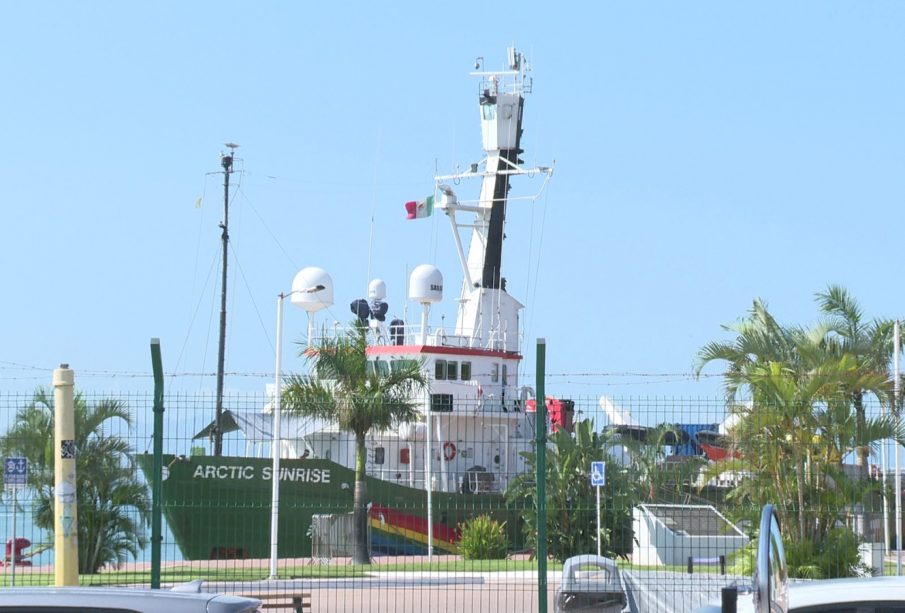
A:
[431,394,454,412]
[435,359,447,380]
[482,104,496,120]
[374,447,385,465]
[461,361,472,381]
[501,364,508,385]
[391,359,418,373]
[446,361,458,380]
[491,363,499,383]
[366,361,375,376]
[375,360,390,377]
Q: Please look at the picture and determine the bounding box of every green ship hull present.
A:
[138,454,523,560]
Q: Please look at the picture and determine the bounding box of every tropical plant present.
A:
[281,323,426,564]
[618,423,706,503]
[696,296,901,553]
[505,419,634,562]
[0,388,150,573]
[457,515,508,560]
[817,284,898,477]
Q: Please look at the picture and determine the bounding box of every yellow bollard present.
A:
[53,364,78,586]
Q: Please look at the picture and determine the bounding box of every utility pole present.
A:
[214,143,238,456]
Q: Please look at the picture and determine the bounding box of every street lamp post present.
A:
[269,268,332,580]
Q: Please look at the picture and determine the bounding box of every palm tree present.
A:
[505,419,634,561]
[696,298,900,545]
[281,324,426,564]
[816,284,897,477]
[0,389,150,573]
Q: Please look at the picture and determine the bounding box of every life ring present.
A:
[442,442,457,461]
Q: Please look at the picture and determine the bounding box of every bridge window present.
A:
[391,359,418,373]
[491,363,499,383]
[367,359,390,377]
[461,361,472,381]
[431,394,453,412]
[376,360,389,377]
[446,361,458,380]
[435,359,447,380]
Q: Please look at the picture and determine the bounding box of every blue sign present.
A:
[590,461,605,487]
[4,457,27,488]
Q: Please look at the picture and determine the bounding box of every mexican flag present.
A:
[405,195,434,220]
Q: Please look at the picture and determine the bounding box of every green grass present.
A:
[0,558,566,587]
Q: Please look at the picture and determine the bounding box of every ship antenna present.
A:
[213,142,239,456]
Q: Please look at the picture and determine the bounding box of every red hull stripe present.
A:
[367,345,521,360]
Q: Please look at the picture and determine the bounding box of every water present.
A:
[0,494,183,568]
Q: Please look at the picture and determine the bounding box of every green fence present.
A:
[0,389,899,611]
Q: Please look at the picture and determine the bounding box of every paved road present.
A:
[622,569,745,612]
[208,573,559,612]
[201,568,744,612]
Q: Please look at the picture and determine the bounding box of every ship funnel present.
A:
[291,267,334,313]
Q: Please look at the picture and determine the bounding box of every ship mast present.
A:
[435,48,552,352]
[213,142,238,457]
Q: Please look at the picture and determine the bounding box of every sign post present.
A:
[590,461,605,557]
[5,456,28,586]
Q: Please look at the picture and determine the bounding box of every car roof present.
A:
[786,576,905,610]
[0,587,261,613]
[698,576,905,612]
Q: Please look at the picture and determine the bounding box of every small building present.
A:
[632,504,748,567]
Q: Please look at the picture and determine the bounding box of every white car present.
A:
[699,576,905,612]
[0,586,262,613]
[697,504,905,612]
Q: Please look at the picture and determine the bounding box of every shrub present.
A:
[782,528,864,579]
[458,515,508,560]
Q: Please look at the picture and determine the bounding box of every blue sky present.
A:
[2,2,903,403]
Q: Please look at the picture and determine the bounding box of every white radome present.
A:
[291,266,334,312]
[408,264,443,304]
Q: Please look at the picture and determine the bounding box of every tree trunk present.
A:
[352,430,370,565]
[854,392,869,479]
[796,457,807,544]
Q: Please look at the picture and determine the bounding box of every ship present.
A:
[138,46,561,560]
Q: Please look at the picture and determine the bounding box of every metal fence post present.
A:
[536,338,548,613]
[53,364,77,586]
[150,339,164,588]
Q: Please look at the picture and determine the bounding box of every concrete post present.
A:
[53,364,78,586]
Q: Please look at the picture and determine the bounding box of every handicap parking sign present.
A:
[590,461,605,487]
[4,457,27,489]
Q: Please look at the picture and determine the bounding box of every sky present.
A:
[1,2,903,405]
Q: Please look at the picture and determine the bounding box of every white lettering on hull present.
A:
[191,464,331,484]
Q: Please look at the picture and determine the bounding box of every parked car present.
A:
[700,575,905,612]
[0,586,261,613]
[697,504,905,612]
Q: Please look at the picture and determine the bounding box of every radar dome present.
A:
[290,267,334,312]
[408,265,443,304]
[368,278,387,301]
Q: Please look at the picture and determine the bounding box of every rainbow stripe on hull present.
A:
[369,503,459,554]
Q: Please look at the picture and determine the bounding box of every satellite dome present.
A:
[408,265,443,304]
[368,278,387,301]
[291,267,334,313]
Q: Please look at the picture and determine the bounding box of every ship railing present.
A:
[311,320,523,353]
[364,468,507,494]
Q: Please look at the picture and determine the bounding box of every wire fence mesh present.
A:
[0,388,900,612]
